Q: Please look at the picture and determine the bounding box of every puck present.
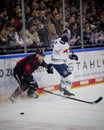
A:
[20,112,24,115]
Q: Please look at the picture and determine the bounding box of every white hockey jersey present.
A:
[51,38,70,64]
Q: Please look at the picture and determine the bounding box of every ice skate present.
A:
[9,96,16,103]
[27,93,39,99]
[9,87,22,103]
[32,94,39,98]
[63,89,75,96]
[59,86,64,91]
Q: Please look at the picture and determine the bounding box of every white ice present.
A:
[0,83,104,130]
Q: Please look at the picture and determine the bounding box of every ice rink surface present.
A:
[0,83,104,130]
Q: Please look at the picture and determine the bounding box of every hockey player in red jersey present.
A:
[9,49,53,103]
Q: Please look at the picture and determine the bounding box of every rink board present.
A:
[0,47,104,102]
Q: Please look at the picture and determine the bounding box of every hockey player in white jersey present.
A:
[51,29,78,96]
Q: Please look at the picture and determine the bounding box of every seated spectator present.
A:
[8,16,16,27]
[15,26,34,47]
[35,16,49,46]
[0,28,8,47]
[6,23,18,47]
[51,12,62,37]
[47,21,58,47]
[91,27,104,46]
[83,22,92,45]
[14,8,22,30]
[70,22,81,46]
[0,9,8,29]
[68,16,76,29]
[99,11,104,31]
[25,6,31,21]
[0,0,104,52]
[26,22,40,46]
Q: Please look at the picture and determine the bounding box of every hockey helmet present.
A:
[63,29,71,38]
[63,29,71,35]
[36,48,45,56]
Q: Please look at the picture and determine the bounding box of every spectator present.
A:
[14,27,24,47]
[99,11,104,31]
[47,21,58,47]
[0,0,104,51]
[15,26,34,47]
[14,8,22,30]
[25,6,31,21]
[26,22,40,46]
[35,16,49,46]
[50,12,62,37]
[6,23,17,47]
[70,22,81,46]
[0,9,8,29]
[83,22,92,45]
[8,16,16,27]
[91,27,104,46]
[0,28,8,47]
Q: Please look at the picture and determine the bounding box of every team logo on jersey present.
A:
[63,49,68,53]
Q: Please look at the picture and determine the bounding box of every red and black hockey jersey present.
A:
[15,54,48,75]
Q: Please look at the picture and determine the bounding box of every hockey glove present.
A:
[47,64,53,74]
[69,54,78,61]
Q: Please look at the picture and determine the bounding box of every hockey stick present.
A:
[43,90,103,104]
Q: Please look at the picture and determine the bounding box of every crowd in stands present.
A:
[0,0,104,50]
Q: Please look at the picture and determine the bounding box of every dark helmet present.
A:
[63,29,71,36]
[36,48,45,56]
